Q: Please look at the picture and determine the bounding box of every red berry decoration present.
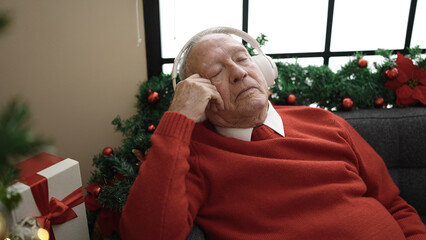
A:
[358,58,368,68]
[287,94,296,105]
[342,98,354,111]
[102,147,114,156]
[374,97,385,108]
[147,124,156,132]
[385,67,399,80]
[147,90,160,104]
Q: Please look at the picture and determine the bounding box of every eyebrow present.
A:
[232,44,249,53]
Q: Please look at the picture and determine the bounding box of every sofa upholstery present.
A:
[186,107,426,239]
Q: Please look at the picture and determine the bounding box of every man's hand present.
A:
[169,74,224,122]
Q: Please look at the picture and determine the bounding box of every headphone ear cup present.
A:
[252,55,278,87]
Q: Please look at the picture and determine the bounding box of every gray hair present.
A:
[178,27,236,80]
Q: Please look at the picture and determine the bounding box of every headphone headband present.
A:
[171,26,276,89]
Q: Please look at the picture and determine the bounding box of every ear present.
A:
[252,55,278,87]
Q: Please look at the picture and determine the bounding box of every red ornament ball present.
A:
[93,186,102,197]
[385,67,399,80]
[102,147,114,156]
[287,94,296,105]
[147,124,156,132]
[374,97,385,108]
[358,58,368,68]
[147,90,160,104]
[342,98,354,111]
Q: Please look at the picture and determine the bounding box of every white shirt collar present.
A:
[214,101,285,141]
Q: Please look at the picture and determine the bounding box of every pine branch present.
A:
[0,97,50,211]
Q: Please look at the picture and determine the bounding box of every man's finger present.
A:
[209,89,225,111]
[208,101,218,113]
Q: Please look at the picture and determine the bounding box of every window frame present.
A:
[143,0,425,79]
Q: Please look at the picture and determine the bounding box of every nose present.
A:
[229,63,247,84]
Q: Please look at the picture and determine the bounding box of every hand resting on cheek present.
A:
[168,74,225,123]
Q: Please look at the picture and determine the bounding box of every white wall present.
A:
[0,0,148,187]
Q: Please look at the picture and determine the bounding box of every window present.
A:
[411,0,426,48]
[248,0,328,54]
[159,0,242,59]
[331,0,410,51]
[144,0,425,78]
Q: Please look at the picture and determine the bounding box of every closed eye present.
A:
[237,57,249,62]
[234,51,250,63]
[210,69,222,80]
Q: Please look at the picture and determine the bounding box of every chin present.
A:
[239,95,268,112]
[206,95,269,127]
[230,96,268,124]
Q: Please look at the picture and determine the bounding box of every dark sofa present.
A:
[187,107,426,240]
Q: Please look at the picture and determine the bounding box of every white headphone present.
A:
[171,26,278,89]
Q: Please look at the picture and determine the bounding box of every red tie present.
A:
[251,124,277,141]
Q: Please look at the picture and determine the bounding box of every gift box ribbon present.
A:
[18,154,84,240]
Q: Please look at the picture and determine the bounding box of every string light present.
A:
[37,228,49,240]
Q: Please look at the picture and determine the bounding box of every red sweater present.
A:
[120,106,426,240]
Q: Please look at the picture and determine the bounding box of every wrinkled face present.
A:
[186,34,269,127]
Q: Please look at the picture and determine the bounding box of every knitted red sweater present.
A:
[120,106,426,240]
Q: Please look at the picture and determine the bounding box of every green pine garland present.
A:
[87,36,425,238]
[270,47,424,110]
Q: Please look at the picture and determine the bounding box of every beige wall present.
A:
[0,0,147,186]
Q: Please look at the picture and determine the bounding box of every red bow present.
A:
[23,174,83,240]
[85,183,121,236]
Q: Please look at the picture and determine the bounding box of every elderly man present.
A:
[120,30,426,240]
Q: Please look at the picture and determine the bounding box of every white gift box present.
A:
[8,152,90,240]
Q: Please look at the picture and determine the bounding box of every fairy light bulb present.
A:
[37,228,49,240]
